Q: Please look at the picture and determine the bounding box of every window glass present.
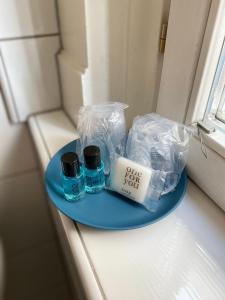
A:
[205,38,225,127]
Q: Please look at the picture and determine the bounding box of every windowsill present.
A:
[191,120,225,160]
[203,129,225,159]
[187,126,225,213]
[29,109,225,300]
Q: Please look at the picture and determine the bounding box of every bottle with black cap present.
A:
[61,152,85,201]
[83,145,105,193]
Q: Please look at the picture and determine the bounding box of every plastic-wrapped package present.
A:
[76,102,128,174]
[109,156,167,212]
[126,113,190,196]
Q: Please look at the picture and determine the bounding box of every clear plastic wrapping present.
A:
[76,102,128,174]
[108,113,190,212]
[77,107,190,212]
[126,113,190,196]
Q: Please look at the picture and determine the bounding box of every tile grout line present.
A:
[0,167,39,181]
[54,0,65,111]
[0,51,20,121]
[0,33,59,42]
[54,0,63,47]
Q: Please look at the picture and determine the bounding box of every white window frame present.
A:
[157,0,225,211]
[186,0,225,125]
[186,0,225,160]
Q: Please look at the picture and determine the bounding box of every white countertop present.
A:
[29,110,225,300]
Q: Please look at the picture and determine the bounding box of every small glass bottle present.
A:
[83,145,105,193]
[61,152,85,201]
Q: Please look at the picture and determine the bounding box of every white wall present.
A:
[0,0,61,122]
[0,92,55,297]
[0,94,37,177]
[57,0,170,126]
[0,2,70,297]
[0,0,58,39]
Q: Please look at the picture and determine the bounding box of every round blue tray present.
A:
[45,140,187,230]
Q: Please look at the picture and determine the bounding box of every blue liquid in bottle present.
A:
[83,145,105,193]
[61,152,85,201]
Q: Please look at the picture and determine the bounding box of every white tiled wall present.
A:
[1,37,61,121]
[0,169,71,299]
[0,0,58,39]
[0,0,61,123]
[0,171,55,255]
[0,93,71,299]
[5,240,68,300]
[0,94,37,177]
[0,2,71,298]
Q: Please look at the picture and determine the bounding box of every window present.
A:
[157,0,225,210]
[204,37,225,130]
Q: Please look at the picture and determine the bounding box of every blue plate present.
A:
[45,140,187,230]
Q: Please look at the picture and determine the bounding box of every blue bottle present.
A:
[83,145,105,193]
[61,152,85,201]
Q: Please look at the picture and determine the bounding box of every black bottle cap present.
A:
[61,152,80,177]
[83,145,101,170]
